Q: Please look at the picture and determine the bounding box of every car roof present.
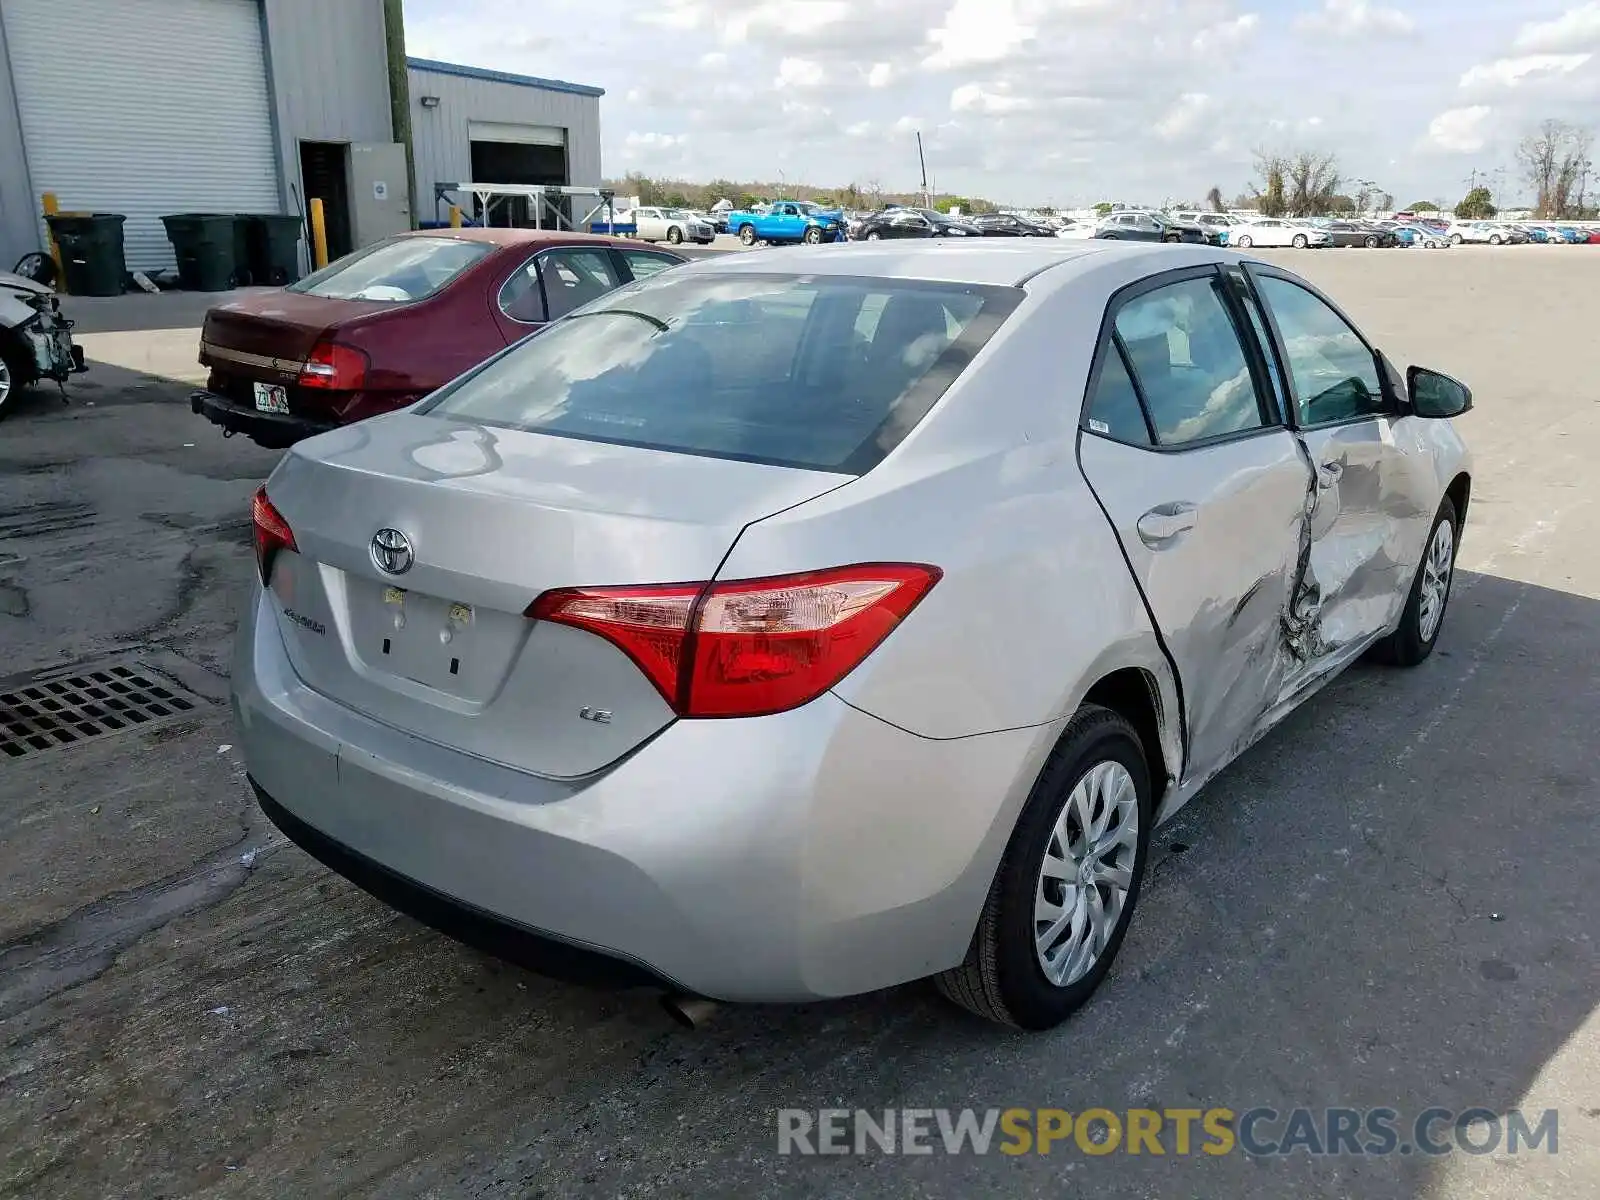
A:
[400,227,632,250]
[668,240,1250,288]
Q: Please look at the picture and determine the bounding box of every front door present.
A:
[1077,267,1314,789]
[1245,267,1412,672]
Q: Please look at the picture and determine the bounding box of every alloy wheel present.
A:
[1033,761,1140,987]
[1418,518,1455,643]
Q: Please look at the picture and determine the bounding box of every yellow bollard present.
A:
[309,198,329,269]
[41,192,64,293]
[449,204,462,228]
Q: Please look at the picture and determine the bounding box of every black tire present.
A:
[738,225,758,246]
[1101,232,1119,240]
[1370,496,1459,667]
[1292,234,1308,249]
[1489,234,1502,245]
[803,226,823,244]
[1450,234,1463,245]
[935,704,1153,1030]
[667,226,683,245]
[1162,233,1180,243]
[0,341,31,423]
[12,251,56,287]
[1234,234,1252,249]
[865,230,882,241]
[1365,235,1379,248]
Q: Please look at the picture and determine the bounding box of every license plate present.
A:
[253,382,290,414]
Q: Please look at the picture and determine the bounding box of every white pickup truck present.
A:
[628,207,716,246]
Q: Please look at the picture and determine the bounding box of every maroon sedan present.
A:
[190,229,685,449]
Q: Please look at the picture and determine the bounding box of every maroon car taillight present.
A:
[251,487,297,585]
[526,564,942,718]
[299,339,370,390]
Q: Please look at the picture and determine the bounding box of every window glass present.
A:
[1226,270,1287,421]
[288,237,490,302]
[1113,275,1266,446]
[1254,276,1386,425]
[538,248,622,321]
[620,250,680,281]
[499,256,545,323]
[422,273,1020,473]
[1084,341,1151,446]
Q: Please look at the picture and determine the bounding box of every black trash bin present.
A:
[243,214,304,285]
[44,213,127,297]
[162,213,245,291]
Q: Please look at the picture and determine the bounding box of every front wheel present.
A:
[666,226,683,245]
[1450,234,1463,245]
[935,704,1152,1029]
[1371,497,1459,667]
[0,343,31,422]
[865,230,882,241]
[738,225,758,247]
[1365,235,1380,248]
[1292,234,1309,249]
[1234,234,1253,249]
[1489,234,1503,245]
[802,225,823,244]
[1162,233,1180,243]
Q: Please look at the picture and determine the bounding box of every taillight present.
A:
[528,564,941,718]
[298,339,369,390]
[251,487,297,585]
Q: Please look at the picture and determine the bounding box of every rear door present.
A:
[491,245,624,341]
[1077,266,1314,789]
[1242,265,1417,668]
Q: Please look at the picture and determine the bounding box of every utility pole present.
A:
[382,0,418,229]
[917,131,929,209]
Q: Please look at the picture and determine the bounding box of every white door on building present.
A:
[3,0,282,272]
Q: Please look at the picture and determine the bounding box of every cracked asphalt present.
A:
[0,248,1596,1199]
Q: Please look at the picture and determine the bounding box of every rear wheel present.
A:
[739,225,758,246]
[935,704,1152,1029]
[1292,234,1309,249]
[1234,234,1253,249]
[1162,233,1180,243]
[1450,233,1463,245]
[666,226,683,245]
[1364,235,1380,248]
[1489,233,1503,245]
[865,230,882,241]
[1371,497,1458,667]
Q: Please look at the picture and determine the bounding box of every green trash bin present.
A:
[44,213,127,297]
[161,213,245,291]
[243,214,304,285]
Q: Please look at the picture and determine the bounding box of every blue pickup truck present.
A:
[726,201,846,246]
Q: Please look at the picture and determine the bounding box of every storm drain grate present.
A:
[0,665,199,759]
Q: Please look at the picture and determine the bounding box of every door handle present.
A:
[1317,461,1344,490]
[1136,502,1199,547]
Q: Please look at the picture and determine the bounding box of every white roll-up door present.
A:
[468,120,566,148]
[3,0,281,271]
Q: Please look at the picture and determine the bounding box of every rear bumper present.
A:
[233,586,1051,1002]
[190,388,334,449]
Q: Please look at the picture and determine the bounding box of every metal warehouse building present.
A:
[0,0,604,274]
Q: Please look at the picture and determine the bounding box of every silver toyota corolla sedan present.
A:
[237,240,1472,1030]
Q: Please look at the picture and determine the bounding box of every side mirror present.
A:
[1407,366,1472,418]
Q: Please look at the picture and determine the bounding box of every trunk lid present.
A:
[262,412,849,778]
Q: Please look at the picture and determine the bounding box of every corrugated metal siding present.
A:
[0,13,36,268]
[261,0,394,209]
[409,65,602,224]
[3,0,281,271]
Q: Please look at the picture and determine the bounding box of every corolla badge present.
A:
[370,528,415,575]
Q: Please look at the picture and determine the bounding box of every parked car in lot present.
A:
[1321,221,1396,248]
[1447,221,1524,245]
[630,207,716,246]
[1227,219,1332,249]
[239,240,1473,1029]
[191,230,684,449]
[727,201,846,246]
[1173,212,1238,243]
[968,212,1057,237]
[852,208,982,239]
[1095,211,1208,244]
[1054,217,1097,240]
[0,267,86,421]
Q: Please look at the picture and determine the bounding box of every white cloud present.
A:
[1192,13,1260,53]
[1513,3,1600,54]
[1459,53,1592,89]
[1154,93,1212,140]
[1424,106,1492,153]
[924,0,1034,69]
[866,61,895,88]
[700,51,728,69]
[1296,0,1415,38]
[950,82,1033,113]
[775,56,826,88]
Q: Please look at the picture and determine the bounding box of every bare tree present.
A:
[1285,151,1341,216]
[1518,119,1594,218]
[1250,151,1289,216]
[1205,185,1225,212]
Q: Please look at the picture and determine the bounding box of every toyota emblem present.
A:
[370,528,414,575]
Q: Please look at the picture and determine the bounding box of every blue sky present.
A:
[403,0,1600,207]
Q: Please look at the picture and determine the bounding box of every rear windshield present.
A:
[419,272,1021,473]
[287,237,491,302]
